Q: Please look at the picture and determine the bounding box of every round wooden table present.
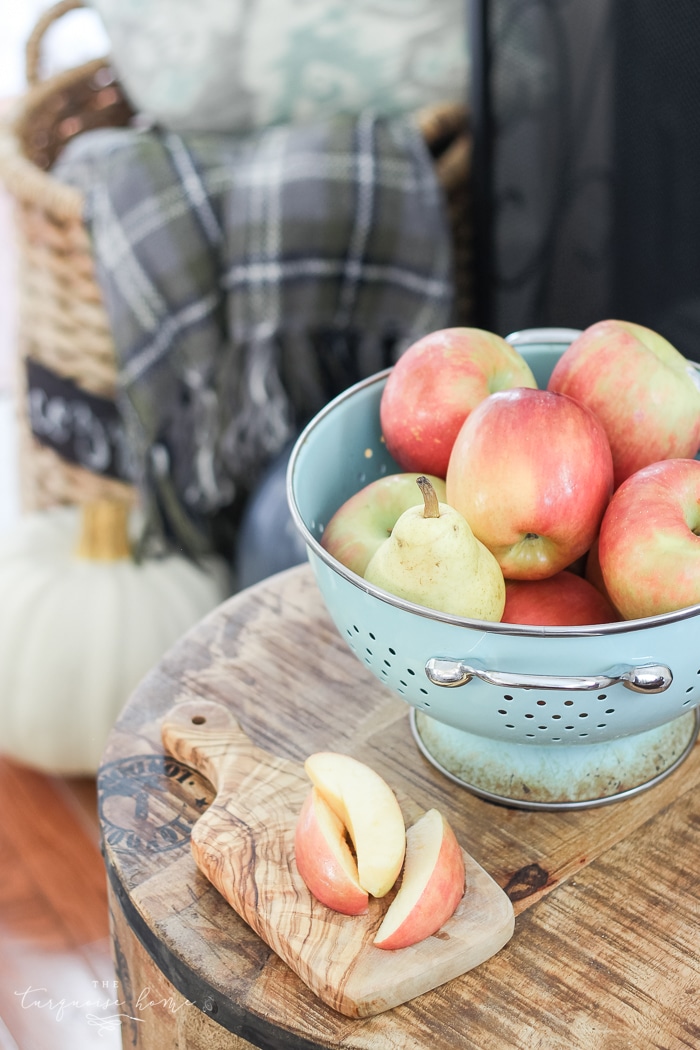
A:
[98,564,700,1050]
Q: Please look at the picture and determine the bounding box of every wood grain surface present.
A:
[99,564,700,1049]
[160,698,514,1017]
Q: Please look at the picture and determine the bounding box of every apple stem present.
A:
[416,475,440,518]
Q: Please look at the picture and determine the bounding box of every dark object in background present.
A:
[472,0,700,361]
[612,0,700,354]
[471,0,615,334]
[235,440,308,590]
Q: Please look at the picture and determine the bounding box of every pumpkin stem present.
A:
[75,500,132,561]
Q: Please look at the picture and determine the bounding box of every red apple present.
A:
[380,328,537,478]
[598,458,700,619]
[584,535,615,607]
[445,387,614,580]
[294,788,369,915]
[502,570,619,627]
[304,752,406,899]
[547,319,700,487]
[321,472,446,577]
[373,809,465,951]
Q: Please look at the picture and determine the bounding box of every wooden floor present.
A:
[0,757,121,1050]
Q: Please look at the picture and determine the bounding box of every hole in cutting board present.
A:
[192,715,207,725]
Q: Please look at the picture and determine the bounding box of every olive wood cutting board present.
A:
[160,698,515,1018]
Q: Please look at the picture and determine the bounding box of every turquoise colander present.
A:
[286,329,700,809]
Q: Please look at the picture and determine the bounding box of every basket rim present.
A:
[286,365,700,639]
[0,53,125,218]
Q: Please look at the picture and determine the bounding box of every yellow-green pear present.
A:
[364,476,505,620]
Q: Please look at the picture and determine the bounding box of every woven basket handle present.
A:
[25,0,85,87]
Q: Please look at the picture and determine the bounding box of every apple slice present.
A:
[294,787,369,915]
[304,752,406,899]
[373,809,465,951]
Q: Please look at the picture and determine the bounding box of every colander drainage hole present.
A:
[400,667,421,686]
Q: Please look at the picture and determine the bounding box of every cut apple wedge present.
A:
[373,808,466,951]
[294,787,369,915]
[304,752,406,899]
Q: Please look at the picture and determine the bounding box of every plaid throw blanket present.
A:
[54,113,454,558]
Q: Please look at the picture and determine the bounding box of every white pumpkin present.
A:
[0,500,231,774]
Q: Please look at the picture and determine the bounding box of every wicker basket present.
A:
[0,0,473,513]
[0,0,136,510]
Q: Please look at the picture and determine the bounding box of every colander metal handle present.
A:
[424,658,673,695]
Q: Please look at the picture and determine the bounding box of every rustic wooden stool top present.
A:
[98,563,700,1050]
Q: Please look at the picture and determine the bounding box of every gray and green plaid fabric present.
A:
[54,112,454,558]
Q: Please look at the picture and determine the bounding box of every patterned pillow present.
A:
[88,0,469,132]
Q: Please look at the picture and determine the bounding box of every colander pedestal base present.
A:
[411,708,700,811]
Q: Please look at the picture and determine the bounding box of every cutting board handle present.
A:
[161,699,277,795]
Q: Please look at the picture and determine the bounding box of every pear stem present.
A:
[416,475,440,519]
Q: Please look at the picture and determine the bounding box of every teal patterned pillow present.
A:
[89,0,469,132]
